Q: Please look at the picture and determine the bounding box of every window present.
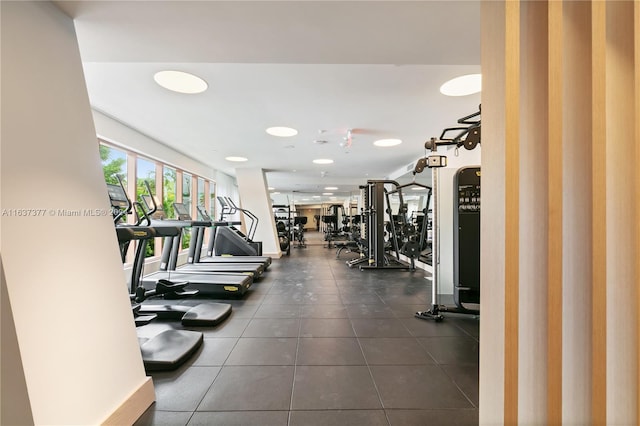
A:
[163,166,176,219]
[181,173,193,249]
[137,157,156,257]
[182,172,192,214]
[197,177,205,214]
[209,181,217,219]
[99,139,215,254]
[100,144,127,186]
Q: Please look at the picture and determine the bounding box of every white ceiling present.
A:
[55,0,481,202]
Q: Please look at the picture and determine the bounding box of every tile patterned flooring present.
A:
[135,235,479,425]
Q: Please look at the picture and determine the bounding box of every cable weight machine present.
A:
[415,106,481,321]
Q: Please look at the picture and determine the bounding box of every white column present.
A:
[1,2,152,424]
[235,168,281,257]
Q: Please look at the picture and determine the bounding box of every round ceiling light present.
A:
[225,156,248,162]
[440,73,482,97]
[313,159,334,165]
[373,139,402,147]
[153,70,208,94]
[266,127,298,137]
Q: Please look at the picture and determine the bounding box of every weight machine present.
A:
[415,106,481,321]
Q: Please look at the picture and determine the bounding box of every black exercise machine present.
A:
[213,196,263,256]
[415,106,481,321]
[112,181,254,297]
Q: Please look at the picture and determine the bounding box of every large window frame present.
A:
[99,140,216,259]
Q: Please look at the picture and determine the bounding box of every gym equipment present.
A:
[357,180,414,271]
[113,181,253,297]
[194,206,272,267]
[214,197,263,256]
[164,202,266,277]
[453,167,481,309]
[322,204,350,248]
[415,106,481,321]
[109,180,233,323]
[109,186,203,371]
[293,215,307,248]
[273,204,291,255]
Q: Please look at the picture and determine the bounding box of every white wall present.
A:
[1,2,150,424]
[94,110,216,180]
[235,168,281,257]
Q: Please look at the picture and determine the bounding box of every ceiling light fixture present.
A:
[266,127,298,137]
[373,139,402,147]
[440,73,482,97]
[153,70,208,94]
[323,192,334,196]
[313,159,334,165]
[225,156,248,162]
[324,186,338,190]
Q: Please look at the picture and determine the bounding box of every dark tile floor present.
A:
[135,235,479,426]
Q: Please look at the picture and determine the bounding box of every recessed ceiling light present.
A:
[268,187,275,190]
[323,192,334,196]
[225,156,248,162]
[266,127,298,137]
[373,139,402,147]
[272,192,281,195]
[312,195,321,198]
[440,73,482,96]
[313,159,334,165]
[325,186,338,190]
[153,70,208,94]
[411,187,426,191]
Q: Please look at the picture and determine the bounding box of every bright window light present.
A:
[266,127,298,137]
[154,70,208,94]
[440,74,482,97]
[373,139,402,147]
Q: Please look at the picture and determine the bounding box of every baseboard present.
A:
[101,377,155,425]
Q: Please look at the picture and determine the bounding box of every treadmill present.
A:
[109,182,233,326]
[139,194,266,277]
[114,225,203,371]
[130,189,254,297]
[194,205,272,268]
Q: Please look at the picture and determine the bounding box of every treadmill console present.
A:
[107,183,129,209]
[142,195,166,220]
[173,202,192,221]
[197,206,212,221]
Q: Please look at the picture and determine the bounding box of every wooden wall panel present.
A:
[503,1,521,423]
[480,2,639,424]
[562,2,595,424]
[546,2,564,424]
[590,1,607,423]
[605,1,638,423]
[636,3,640,425]
[517,1,549,422]
[479,1,507,424]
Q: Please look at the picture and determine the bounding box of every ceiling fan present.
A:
[318,127,386,149]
